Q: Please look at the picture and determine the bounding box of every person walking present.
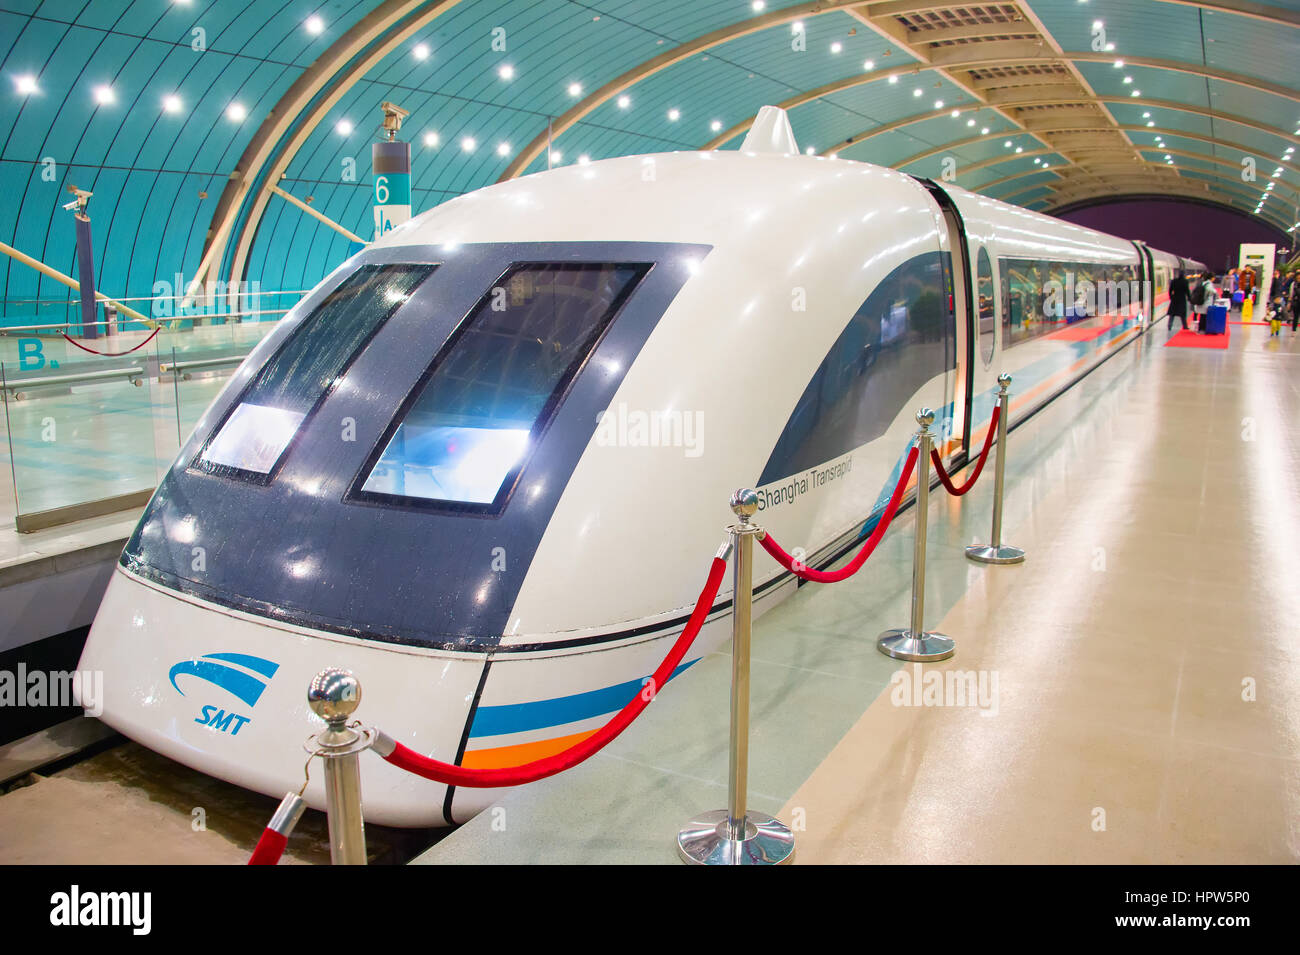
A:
[1190,273,1211,332]
[1167,270,1190,331]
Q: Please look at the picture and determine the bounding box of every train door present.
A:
[918,179,974,461]
[1132,240,1153,325]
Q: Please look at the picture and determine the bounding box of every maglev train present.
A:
[79,107,1192,827]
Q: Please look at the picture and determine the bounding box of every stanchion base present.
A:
[876,628,955,662]
[676,810,795,866]
[965,543,1025,565]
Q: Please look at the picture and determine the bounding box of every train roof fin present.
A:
[741,106,799,156]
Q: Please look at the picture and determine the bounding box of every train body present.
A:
[79,109,1187,826]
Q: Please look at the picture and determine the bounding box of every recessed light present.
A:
[981,127,989,135]
[1131,90,1140,97]
[93,84,115,105]
[967,119,976,127]
[549,150,562,163]
[335,119,353,135]
[913,88,922,97]
[162,93,182,113]
[498,64,514,80]
[1015,146,1023,153]
[497,142,510,156]
[951,109,960,118]
[667,108,680,121]
[305,15,324,35]
[935,100,944,109]
[413,43,430,60]
[751,0,765,11]
[791,21,803,33]
[568,82,582,97]
[617,95,630,109]
[461,136,476,151]
[805,146,815,155]
[710,119,722,132]
[830,42,842,54]
[226,102,246,121]
[1005,140,1013,147]
[1114,60,1124,68]
[423,131,439,147]
[577,154,590,165]
[14,74,37,95]
[863,59,874,71]
[1123,76,1132,84]
[888,75,898,84]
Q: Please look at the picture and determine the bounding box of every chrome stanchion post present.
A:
[967,374,1025,565]
[307,668,372,865]
[677,489,795,866]
[877,409,955,662]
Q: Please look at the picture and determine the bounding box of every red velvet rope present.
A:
[759,444,920,584]
[61,327,159,356]
[931,404,1001,497]
[248,828,288,866]
[380,554,729,788]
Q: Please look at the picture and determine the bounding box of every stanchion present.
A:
[966,374,1025,565]
[877,409,955,662]
[677,489,795,866]
[306,668,373,865]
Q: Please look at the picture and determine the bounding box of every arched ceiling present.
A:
[0,0,1296,311]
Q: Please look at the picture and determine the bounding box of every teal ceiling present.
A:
[0,0,1296,318]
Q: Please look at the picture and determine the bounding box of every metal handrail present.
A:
[2,365,144,394]
[159,355,246,374]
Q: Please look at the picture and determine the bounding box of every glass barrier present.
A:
[0,291,292,531]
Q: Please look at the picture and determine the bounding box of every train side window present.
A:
[351,261,649,513]
[976,247,995,366]
[196,263,436,479]
[756,251,954,485]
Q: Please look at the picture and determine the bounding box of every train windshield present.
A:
[198,263,437,477]
[352,261,649,512]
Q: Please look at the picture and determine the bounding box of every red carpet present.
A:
[1166,325,1230,349]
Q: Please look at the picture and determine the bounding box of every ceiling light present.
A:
[710,119,722,132]
[1146,121,1154,127]
[751,0,765,10]
[1114,60,1124,68]
[1015,146,1023,153]
[791,21,803,33]
[577,154,590,165]
[913,88,922,97]
[567,82,582,97]
[1005,140,1013,147]
[305,15,324,35]
[413,43,429,60]
[423,131,439,147]
[14,74,37,95]
[1142,111,1151,118]
[1092,20,1104,30]
[1123,76,1132,84]
[967,119,976,127]
[498,64,514,80]
[497,142,510,156]
[935,99,944,109]
[93,84,115,105]
[667,108,680,121]
[888,75,898,84]
[162,93,182,113]
[1131,90,1140,97]
[226,102,246,121]
[549,150,562,163]
[617,95,630,109]
[863,59,874,71]
[335,119,352,135]
[981,127,989,135]
[805,146,815,155]
[830,42,842,54]
[461,136,476,151]
[952,109,960,118]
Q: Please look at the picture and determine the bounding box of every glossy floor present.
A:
[415,320,1300,864]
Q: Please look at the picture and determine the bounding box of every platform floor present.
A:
[414,319,1300,865]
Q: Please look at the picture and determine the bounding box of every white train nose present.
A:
[78,567,486,827]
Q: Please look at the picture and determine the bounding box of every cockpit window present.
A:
[352,261,649,513]
[197,263,436,478]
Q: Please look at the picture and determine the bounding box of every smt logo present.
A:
[49,885,151,935]
[168,652,280,738]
